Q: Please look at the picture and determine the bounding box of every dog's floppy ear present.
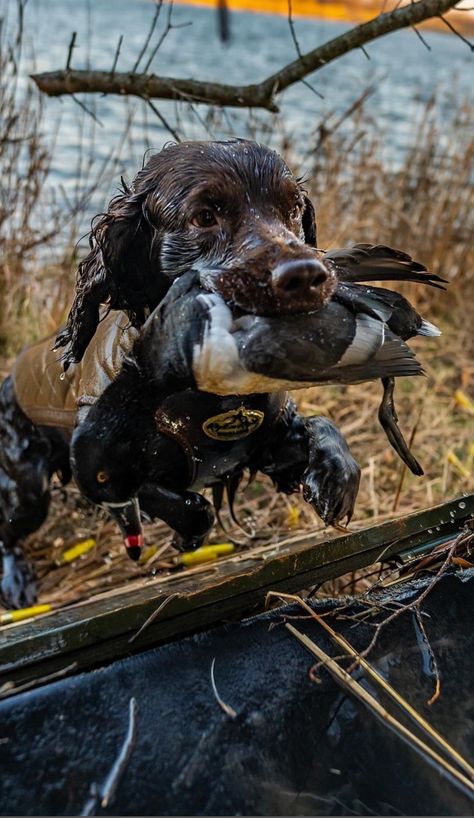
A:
[302,195,317,247]
[55,186,164,369]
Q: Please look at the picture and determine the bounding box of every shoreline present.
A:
[174,0,474,34]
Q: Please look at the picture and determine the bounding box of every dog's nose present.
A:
[272,259,328,300]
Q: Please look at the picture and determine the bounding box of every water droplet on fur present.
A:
[60,372,65,381]
[459,501,466,509]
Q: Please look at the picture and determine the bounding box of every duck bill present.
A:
[104,497,144,561]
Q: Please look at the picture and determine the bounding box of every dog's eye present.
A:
[192,209,218,228]
[96,470,109,484]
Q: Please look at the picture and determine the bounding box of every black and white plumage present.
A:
[139,271,439,391]
[137,268,441,474]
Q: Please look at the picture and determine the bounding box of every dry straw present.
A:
[286,623,474,798]
[1,13,473,608]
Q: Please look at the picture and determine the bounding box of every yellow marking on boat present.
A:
[56,538,96,565]
[173,543,235,567]
[1,604,52,625]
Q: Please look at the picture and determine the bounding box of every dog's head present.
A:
[56,139,336,367]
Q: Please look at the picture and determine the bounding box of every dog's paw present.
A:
[1,552,37,610]
[302,451,360,526]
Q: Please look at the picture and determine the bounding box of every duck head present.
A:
[71,424,147,561]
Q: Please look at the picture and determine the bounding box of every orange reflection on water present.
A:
[175,0,474,35]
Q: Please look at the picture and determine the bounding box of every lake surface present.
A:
[2,0,473,232]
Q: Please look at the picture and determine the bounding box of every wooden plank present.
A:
[0,495,472,692]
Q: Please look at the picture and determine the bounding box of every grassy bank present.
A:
[1,42,473,603]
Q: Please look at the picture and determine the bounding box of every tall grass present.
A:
[0,8,74,352]
[0,4,134,356]
[1,4,473,594]
[305,97,474,317]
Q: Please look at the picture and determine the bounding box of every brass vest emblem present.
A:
[202,407,264,441]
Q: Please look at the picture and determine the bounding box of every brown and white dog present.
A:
[0,140,443,607]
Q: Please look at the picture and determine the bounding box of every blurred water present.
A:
[2,0,473,230]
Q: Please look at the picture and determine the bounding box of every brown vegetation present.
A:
[1,33,473,607]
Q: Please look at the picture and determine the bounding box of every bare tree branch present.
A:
[110,35,124,76]
[65,31,77,72]
[132,0,163,72]
[287,0,324,98]
[32,0,463,112]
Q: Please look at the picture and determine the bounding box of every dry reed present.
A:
[0,14,472,609]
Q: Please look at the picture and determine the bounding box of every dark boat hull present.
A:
[0,568,472,816]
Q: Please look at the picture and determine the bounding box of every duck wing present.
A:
[139,279,426,394]
[232,302,423,387]
[324,244,446,289]
[334,282,441,340]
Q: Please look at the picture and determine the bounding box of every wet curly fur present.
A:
[55,139,319,368]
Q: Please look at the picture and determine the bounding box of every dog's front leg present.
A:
[138,483,215,551]
[258,400,360,525]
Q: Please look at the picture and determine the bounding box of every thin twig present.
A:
[128,592,180,643]
[210,657,238,719]
[268,590,474,781]
[286,624,474,796]
[301,78,324,100]
[142,0,177,75]
[80,783,99,817]
[65,31,77,71]
[413,608,441,706]
[358,532,469,662]
[438,13,474,47]
[411,24,432,48]
[287,0,302,55]
[71,94,103,126]
[313,85,376,152]
[0,662,78,699]
[110,35,123,76]
[287,0,323,98]
[100,697,138,808]
[145,98,181,142]
[133,0,163,72]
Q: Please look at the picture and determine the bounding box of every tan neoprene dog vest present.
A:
[12,313,137,431]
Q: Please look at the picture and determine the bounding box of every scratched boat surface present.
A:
[0,563,472,815]
[0,495,472,692]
